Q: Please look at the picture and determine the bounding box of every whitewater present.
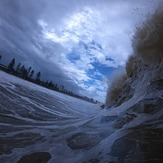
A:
[0,70,162,163]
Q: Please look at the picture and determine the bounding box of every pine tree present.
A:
[48,81,54,88]
[0,55,2,61]
[36,71,41,81]
[27,66,31,76]
[8,58,15,71]
[20,65,28,77]
[29,70,34,78]
[16,63,21,73]
[20,65,25,74]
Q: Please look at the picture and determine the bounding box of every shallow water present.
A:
[0,72,115,163]
[0,71,163,163]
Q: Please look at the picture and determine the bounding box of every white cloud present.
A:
[40,7,102,46]
[40,4,133,68]
[36,1,160,101]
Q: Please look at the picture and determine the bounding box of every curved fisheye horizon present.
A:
[0,0,161,102]
[0,1,163,163]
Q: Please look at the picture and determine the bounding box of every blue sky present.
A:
[0,0,160,101]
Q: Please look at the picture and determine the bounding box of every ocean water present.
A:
[0,71,163,163]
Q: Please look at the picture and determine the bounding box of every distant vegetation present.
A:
[0,56,99,104]
[105,8,163,108]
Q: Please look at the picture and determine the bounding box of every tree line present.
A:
[0,55,99,104]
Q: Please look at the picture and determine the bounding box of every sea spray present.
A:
[105,5,163,107]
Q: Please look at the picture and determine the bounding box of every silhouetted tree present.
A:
[8,58,15,71]
[20,65,25,74]
[29,70,34,78]
[27,66,31,76]
[0,55,2,61]
[54,84,59,90]
[48,81,54,88]
[36,71,41,81]
[20,65,28,78]
[16,63,21,73]
[45,80,49,87]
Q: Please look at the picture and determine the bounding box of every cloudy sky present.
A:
[0,0,161,101]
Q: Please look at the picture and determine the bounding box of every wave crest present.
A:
[132,5,163,65]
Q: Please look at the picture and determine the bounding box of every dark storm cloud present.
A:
[0,0,82,92]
